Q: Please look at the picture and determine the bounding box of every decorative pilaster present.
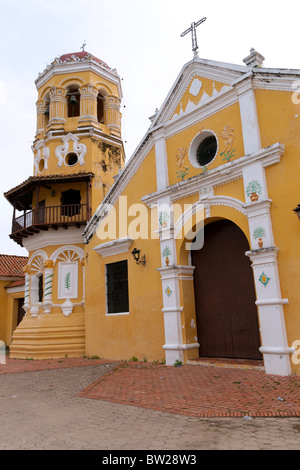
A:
[78,83,98,125]
[157,196,199,365]
[104,95,121,136]
[23,265,31,314]
[242,144,292,375]
[36,99,48,134]
[48,86,67,128]
[153,126,169,190]
[81,258,85,301]
[43,259,54,314]
[235,76,261,154]
[246,248,293,376]
[158,264,198,365]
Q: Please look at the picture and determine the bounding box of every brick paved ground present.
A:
[0,356,117,375]
[1,356,300,418]
[79,361,300,418]
[0,357,300,450]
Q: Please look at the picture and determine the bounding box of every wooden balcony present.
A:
[10,203,91,246]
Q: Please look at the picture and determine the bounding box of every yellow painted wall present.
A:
[0,280,8,343]
[167,102,244,186]
[5,291,24,347]
[256,89,300,370]
[85,146,167,362]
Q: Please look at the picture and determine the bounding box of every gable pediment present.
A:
[151,57,246,127]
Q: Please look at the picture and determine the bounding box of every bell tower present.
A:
[4,51,124,358]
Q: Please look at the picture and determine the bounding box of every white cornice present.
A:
[36,60,122,98]
[94,237,133,257]
[6,285,24,294]
[23,227,85,252]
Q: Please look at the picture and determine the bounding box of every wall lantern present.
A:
[293,204,300,220]
[131,248,146,266]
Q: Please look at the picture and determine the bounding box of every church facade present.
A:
[3,47,300,376]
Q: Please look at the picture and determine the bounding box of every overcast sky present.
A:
[0,0,299,256]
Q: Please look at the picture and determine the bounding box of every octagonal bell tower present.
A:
[5,51,125,359]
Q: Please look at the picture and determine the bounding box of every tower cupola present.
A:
[5,50,125,247]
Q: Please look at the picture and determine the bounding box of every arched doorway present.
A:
[191,219,262,360]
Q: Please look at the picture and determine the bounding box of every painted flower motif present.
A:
[259,272,270,287]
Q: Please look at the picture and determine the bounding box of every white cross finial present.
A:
[81,40,86,52]
[181,17,207,55]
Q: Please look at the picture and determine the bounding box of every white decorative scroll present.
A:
[33,140,50,174]
[55,133,87,167]
[55,139,69,167]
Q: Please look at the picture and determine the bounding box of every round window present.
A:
[196,136,218,166]
[65,153,78,166]
[189,131,218,169]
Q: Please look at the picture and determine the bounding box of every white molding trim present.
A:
[50,245,85,264]
[256,298,289,306]
[23,227,85,252]
[162,342,200,351]
[94,237,133,257]
[6,286,25,294]
[36,59,122,98]
[260,347,295,355]
[28,249,48,266]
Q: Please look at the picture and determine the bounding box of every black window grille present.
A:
[106,260,129,314]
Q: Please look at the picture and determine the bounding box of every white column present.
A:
[79,83,98,124]
[242,148,292,375]
[158,266,183,365]
[49,86,67,127]
[43,265,54,314]
[246,248,293,376]
[153,126,169,190]
[104,95,121,137]
[23,270,30,315]
[236,76,261,154]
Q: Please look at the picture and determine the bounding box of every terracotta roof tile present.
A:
[59,51,111,69]
[0,255,28,278]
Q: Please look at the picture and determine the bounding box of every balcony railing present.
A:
[11,204,91,235]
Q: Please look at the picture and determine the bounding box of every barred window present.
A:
[106,260,129,314]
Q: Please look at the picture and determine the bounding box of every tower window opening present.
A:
[67,87,80,117]
[38,159,45,172]
[61,189,81,216]
[97,93,104,123]
[38,274,43,303]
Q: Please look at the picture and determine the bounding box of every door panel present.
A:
[192,220,262,360]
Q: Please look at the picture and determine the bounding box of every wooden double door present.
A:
[192,220,262,360]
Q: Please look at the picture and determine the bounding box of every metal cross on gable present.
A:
[181,17,207,54]
[81,40,86,52]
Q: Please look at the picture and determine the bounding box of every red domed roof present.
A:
[59,51,111,69]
